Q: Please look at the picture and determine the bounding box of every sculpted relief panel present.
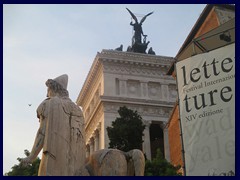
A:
[127,80,141,97]
[114,77,176,102]
[103,63,167,78]
[148,82,161,99]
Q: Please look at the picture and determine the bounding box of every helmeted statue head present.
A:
[45,74,69,97]
[53,74,68,90]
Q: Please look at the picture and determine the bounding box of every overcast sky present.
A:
[3,4,206,174]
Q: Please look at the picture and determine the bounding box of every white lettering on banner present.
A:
[176,43,235,176]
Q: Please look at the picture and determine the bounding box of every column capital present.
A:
[140,80,148,83]
[93,129,99,137]
[160,121,168,129]
[90,137,94,144]
[143,120,152,128]
[143,120,151,160]
[97,122,101,130]
[119,77,128,81]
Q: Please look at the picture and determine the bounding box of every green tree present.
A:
[145,148,182,176]
[107,106,145,152]
[4,149,40,176]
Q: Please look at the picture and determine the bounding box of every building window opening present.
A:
[150,123,164,159]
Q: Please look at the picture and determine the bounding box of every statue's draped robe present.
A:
[37,96,87,176]
[133,24,143,44]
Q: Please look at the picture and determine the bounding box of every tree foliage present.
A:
[145,148,182,176]
[4,149,40,176]
[107,106,145,152]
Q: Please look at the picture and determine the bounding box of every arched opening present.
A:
[150,123,164,159]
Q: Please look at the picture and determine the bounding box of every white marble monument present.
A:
[77,50,176,160]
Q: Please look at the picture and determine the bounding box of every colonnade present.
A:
[85,120,169,161]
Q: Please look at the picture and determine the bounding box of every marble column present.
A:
[97,123,101,149]
[143,120,152,160]
[89,137,94,155]
[86,144,90,158]
[94,130,99,151]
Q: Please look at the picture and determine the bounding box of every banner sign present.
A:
[176,43,235,176]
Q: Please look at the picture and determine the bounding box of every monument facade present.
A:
[76,50,176,160]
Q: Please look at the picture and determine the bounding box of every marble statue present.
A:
[21,74,145,176]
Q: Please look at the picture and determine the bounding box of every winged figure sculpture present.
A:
[126,8,153,44]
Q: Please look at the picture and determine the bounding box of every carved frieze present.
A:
[103,102,173,119]
[103,62,173,79]
[114,77,176,101]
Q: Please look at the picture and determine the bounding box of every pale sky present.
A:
[3,4,206,174]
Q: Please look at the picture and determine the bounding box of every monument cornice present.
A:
[99,49,174,67]
[101,95,175,107]
[102,62,176,80]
